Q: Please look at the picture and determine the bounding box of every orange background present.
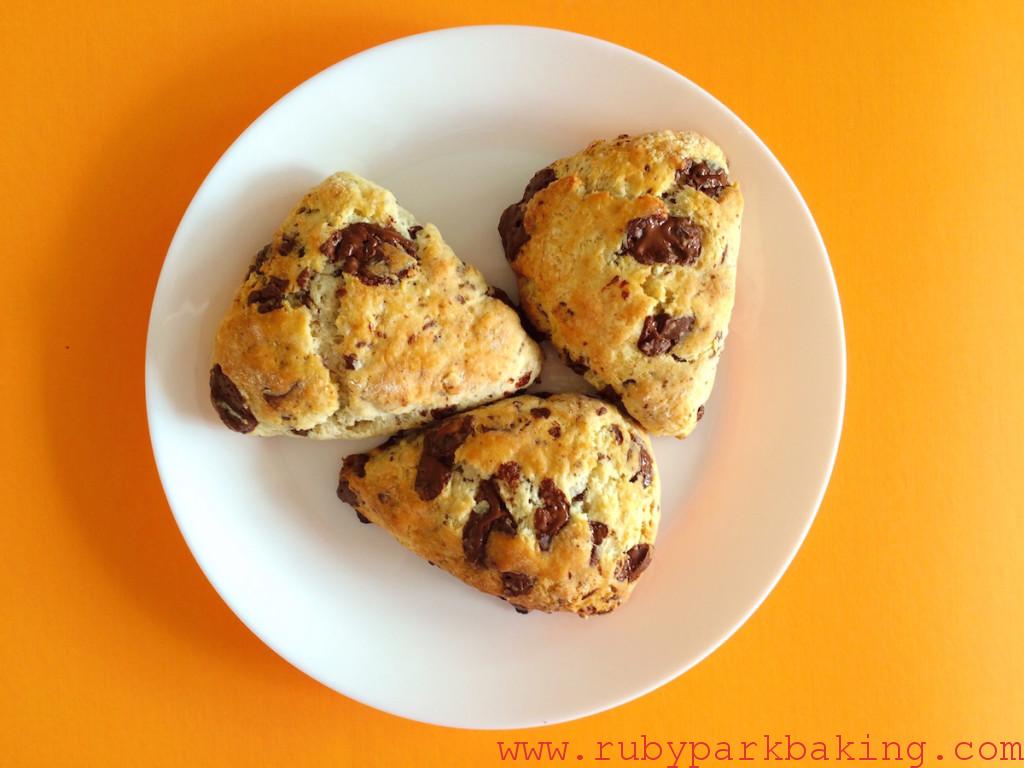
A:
[2,1,1023,765]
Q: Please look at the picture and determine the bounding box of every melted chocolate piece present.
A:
[337,453,370,511]
[498,167,557,261]
[486,285,515,308]
[696,404,705,421]
[676,159,729,199]
[463,478,517,566]
[548,423,561,438]
[209,364,257,433]
[619,214,703,266]
[563,351,589,375]
[345,453,369,478]
[430,405,458,421]
[355,511,372,524]
[291,428,311,436]
[408,225,423,239]
[514,372,533,389]
[414,416,474,500]
[495,461,522,488]
[262,382,299,407]
[589,521,609,566]
[530,407,551,419]
[295,268,311,289]
[615,543,653,582]
[320,222,418,286]
[342,354,357,370]
[597,385,626,413]
[501,571,536,597]
[629,435,653,488]
[637,312,695,356]
[278,234,297,255]
[247,243,272,277]
[534,478,569,551]
[247,276,288,313]
[610,424,624,445]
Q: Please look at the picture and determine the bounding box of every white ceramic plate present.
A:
[146,26,845,729]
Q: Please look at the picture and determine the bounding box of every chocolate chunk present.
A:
[337,475,361,508]
[548,423,561,438]
[262,381,299,407]
[496,461,521,488]
[629,437,653,488]
[596,406,607,415]
[534,478,569,551]
[676,159,729,199]
[278,234,296,255]
[355,511,372,524]
[514,372,533,389]
[610,424,624,445]
[430,405,458,421]
[463,478,517,566]
[562,351,589,375]
[486,285,515,308]
[501,571,535,597]
[615,543,653,582]
[247,244,272,277]
[342,354,357,370]
[637,312,696,356]
[589,521,609,566]
[572,489,587,504]
[296,268,311,290]
[498,167,557,261]
[513,605,530,615]
[597,385,626,413]
[697,404,705,421]
[247,275,289,313]
[291,428,311,436]
[619,214,703,266]
[320,222,418,286]
[530,407,551,419]
[408,225,423,239]
[209,364,257,433]
[345,453,369,478]
[338,454,369,510]
[414,415,474,500]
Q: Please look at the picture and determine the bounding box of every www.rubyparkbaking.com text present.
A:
[495,735,1024,768]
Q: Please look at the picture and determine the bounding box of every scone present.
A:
[210,172,543,438]
[499,131,743,438]
[337,393,660,615]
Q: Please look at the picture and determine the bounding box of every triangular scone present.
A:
[499,131,743,438]
[210,172,543,437]
[337,394,660,616]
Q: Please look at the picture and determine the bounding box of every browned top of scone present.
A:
[337,393,660,616]
[500,131,743,438]
[210,172,543,438]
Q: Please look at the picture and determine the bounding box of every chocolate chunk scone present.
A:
[499,131,743,438]
[337,394,660,615]
[211,172,543,437]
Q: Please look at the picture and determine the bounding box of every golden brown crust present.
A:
[211,172,543,437]
[502,131,743,438]
[337,394,660,616]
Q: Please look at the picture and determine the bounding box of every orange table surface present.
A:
[2,1,1023,765]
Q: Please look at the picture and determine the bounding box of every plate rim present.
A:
[145,24,847,729]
